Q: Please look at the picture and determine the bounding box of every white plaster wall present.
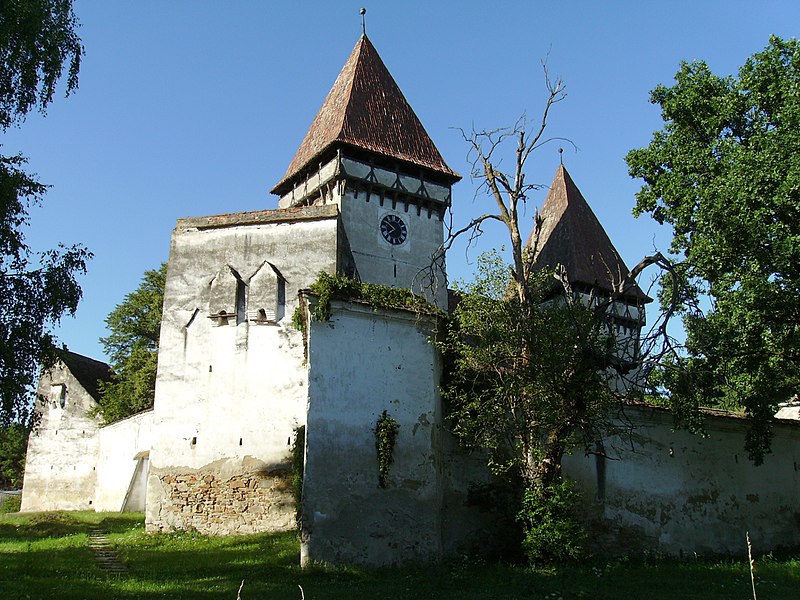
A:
[302,300,443,566]
[146,211,340,533]
[21,363,101,512]
[337,187,448,308]
[94,409,154,512]
[563,406,800,555]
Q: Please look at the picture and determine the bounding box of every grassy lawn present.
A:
[1,511,798,599]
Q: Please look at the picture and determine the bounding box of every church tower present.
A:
[271,35,460,306]
[145,34,462,547]
[528,165,652,383]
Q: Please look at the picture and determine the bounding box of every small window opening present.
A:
[239,438,243,446]
[235,278,247,325]
[191,437,197,446]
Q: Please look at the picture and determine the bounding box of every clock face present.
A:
[380,214,408,246]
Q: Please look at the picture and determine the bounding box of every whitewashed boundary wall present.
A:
[301,299,445,566]
[564,406,800,555]
[95,409,154,512]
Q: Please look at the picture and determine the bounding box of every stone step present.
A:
[87,528,128,573]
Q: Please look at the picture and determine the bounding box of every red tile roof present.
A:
[527,165,651,303]
[272,35,459,195]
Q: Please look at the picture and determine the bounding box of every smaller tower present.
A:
[528,165,652,385]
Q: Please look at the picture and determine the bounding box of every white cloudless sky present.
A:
[4,0,799,361]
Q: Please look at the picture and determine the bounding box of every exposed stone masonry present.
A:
[149,472,295,536]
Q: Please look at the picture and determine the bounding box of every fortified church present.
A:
[22,35,800,564]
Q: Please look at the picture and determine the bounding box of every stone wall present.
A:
[147,460,294,535]
[146,206,340,534]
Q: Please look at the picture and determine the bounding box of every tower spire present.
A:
[271,35,460,196]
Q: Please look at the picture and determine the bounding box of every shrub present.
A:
[517,478,585,563]
[0,493,21,513]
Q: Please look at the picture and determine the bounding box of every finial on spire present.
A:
[360,8,367,36]
[559,147,564,165]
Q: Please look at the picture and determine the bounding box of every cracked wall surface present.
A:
[563,406,800,555]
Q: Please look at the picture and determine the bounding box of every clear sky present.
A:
[4,1,799,362]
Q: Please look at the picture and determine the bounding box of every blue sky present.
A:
[5,1,799,361]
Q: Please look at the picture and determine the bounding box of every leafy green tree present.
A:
[0,0,82,129]
[97,264,166,424]
[626,36,800,464]
[0,422,28,489]
[441,252,619,560]
[0,0,89,426]
[437,70,671,561]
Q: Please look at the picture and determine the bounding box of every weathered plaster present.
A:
[301,299,444,565]
[146,208,340,534]
[21,362,101,512]
[563,405,800,555]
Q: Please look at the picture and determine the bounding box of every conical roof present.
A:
[527,165,651,303]
[272,35,459,195]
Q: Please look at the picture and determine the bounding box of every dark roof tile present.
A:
[272,35,459,194]
[58,350,114,403]
[527,165,651,303]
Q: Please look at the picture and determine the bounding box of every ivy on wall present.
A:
[374,410,399,489]
[294,272,442,330]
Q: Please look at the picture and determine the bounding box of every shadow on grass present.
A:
[0,511,141,543]
[2,512,799,599]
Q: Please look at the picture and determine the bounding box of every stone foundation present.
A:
[147,469,295,536]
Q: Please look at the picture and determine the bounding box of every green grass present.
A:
[1,511,798,599]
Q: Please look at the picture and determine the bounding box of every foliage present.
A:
[305,271,440,323]
[626,36,800,464]
[0,0,82,129]
[96,264,165,424]
[2,511,799,599]
[0,422,28,488]
[517,479,585,563]
[441,252,618,488]
[0,155,90,426]
[0,491,21,512]
[0,0,88,426]
[437,65,675,561]
[291,425,305,524]
[374,410,399,488]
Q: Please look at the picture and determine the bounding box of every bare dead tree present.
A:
[421,65,569,306]
[428,64,685,498]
